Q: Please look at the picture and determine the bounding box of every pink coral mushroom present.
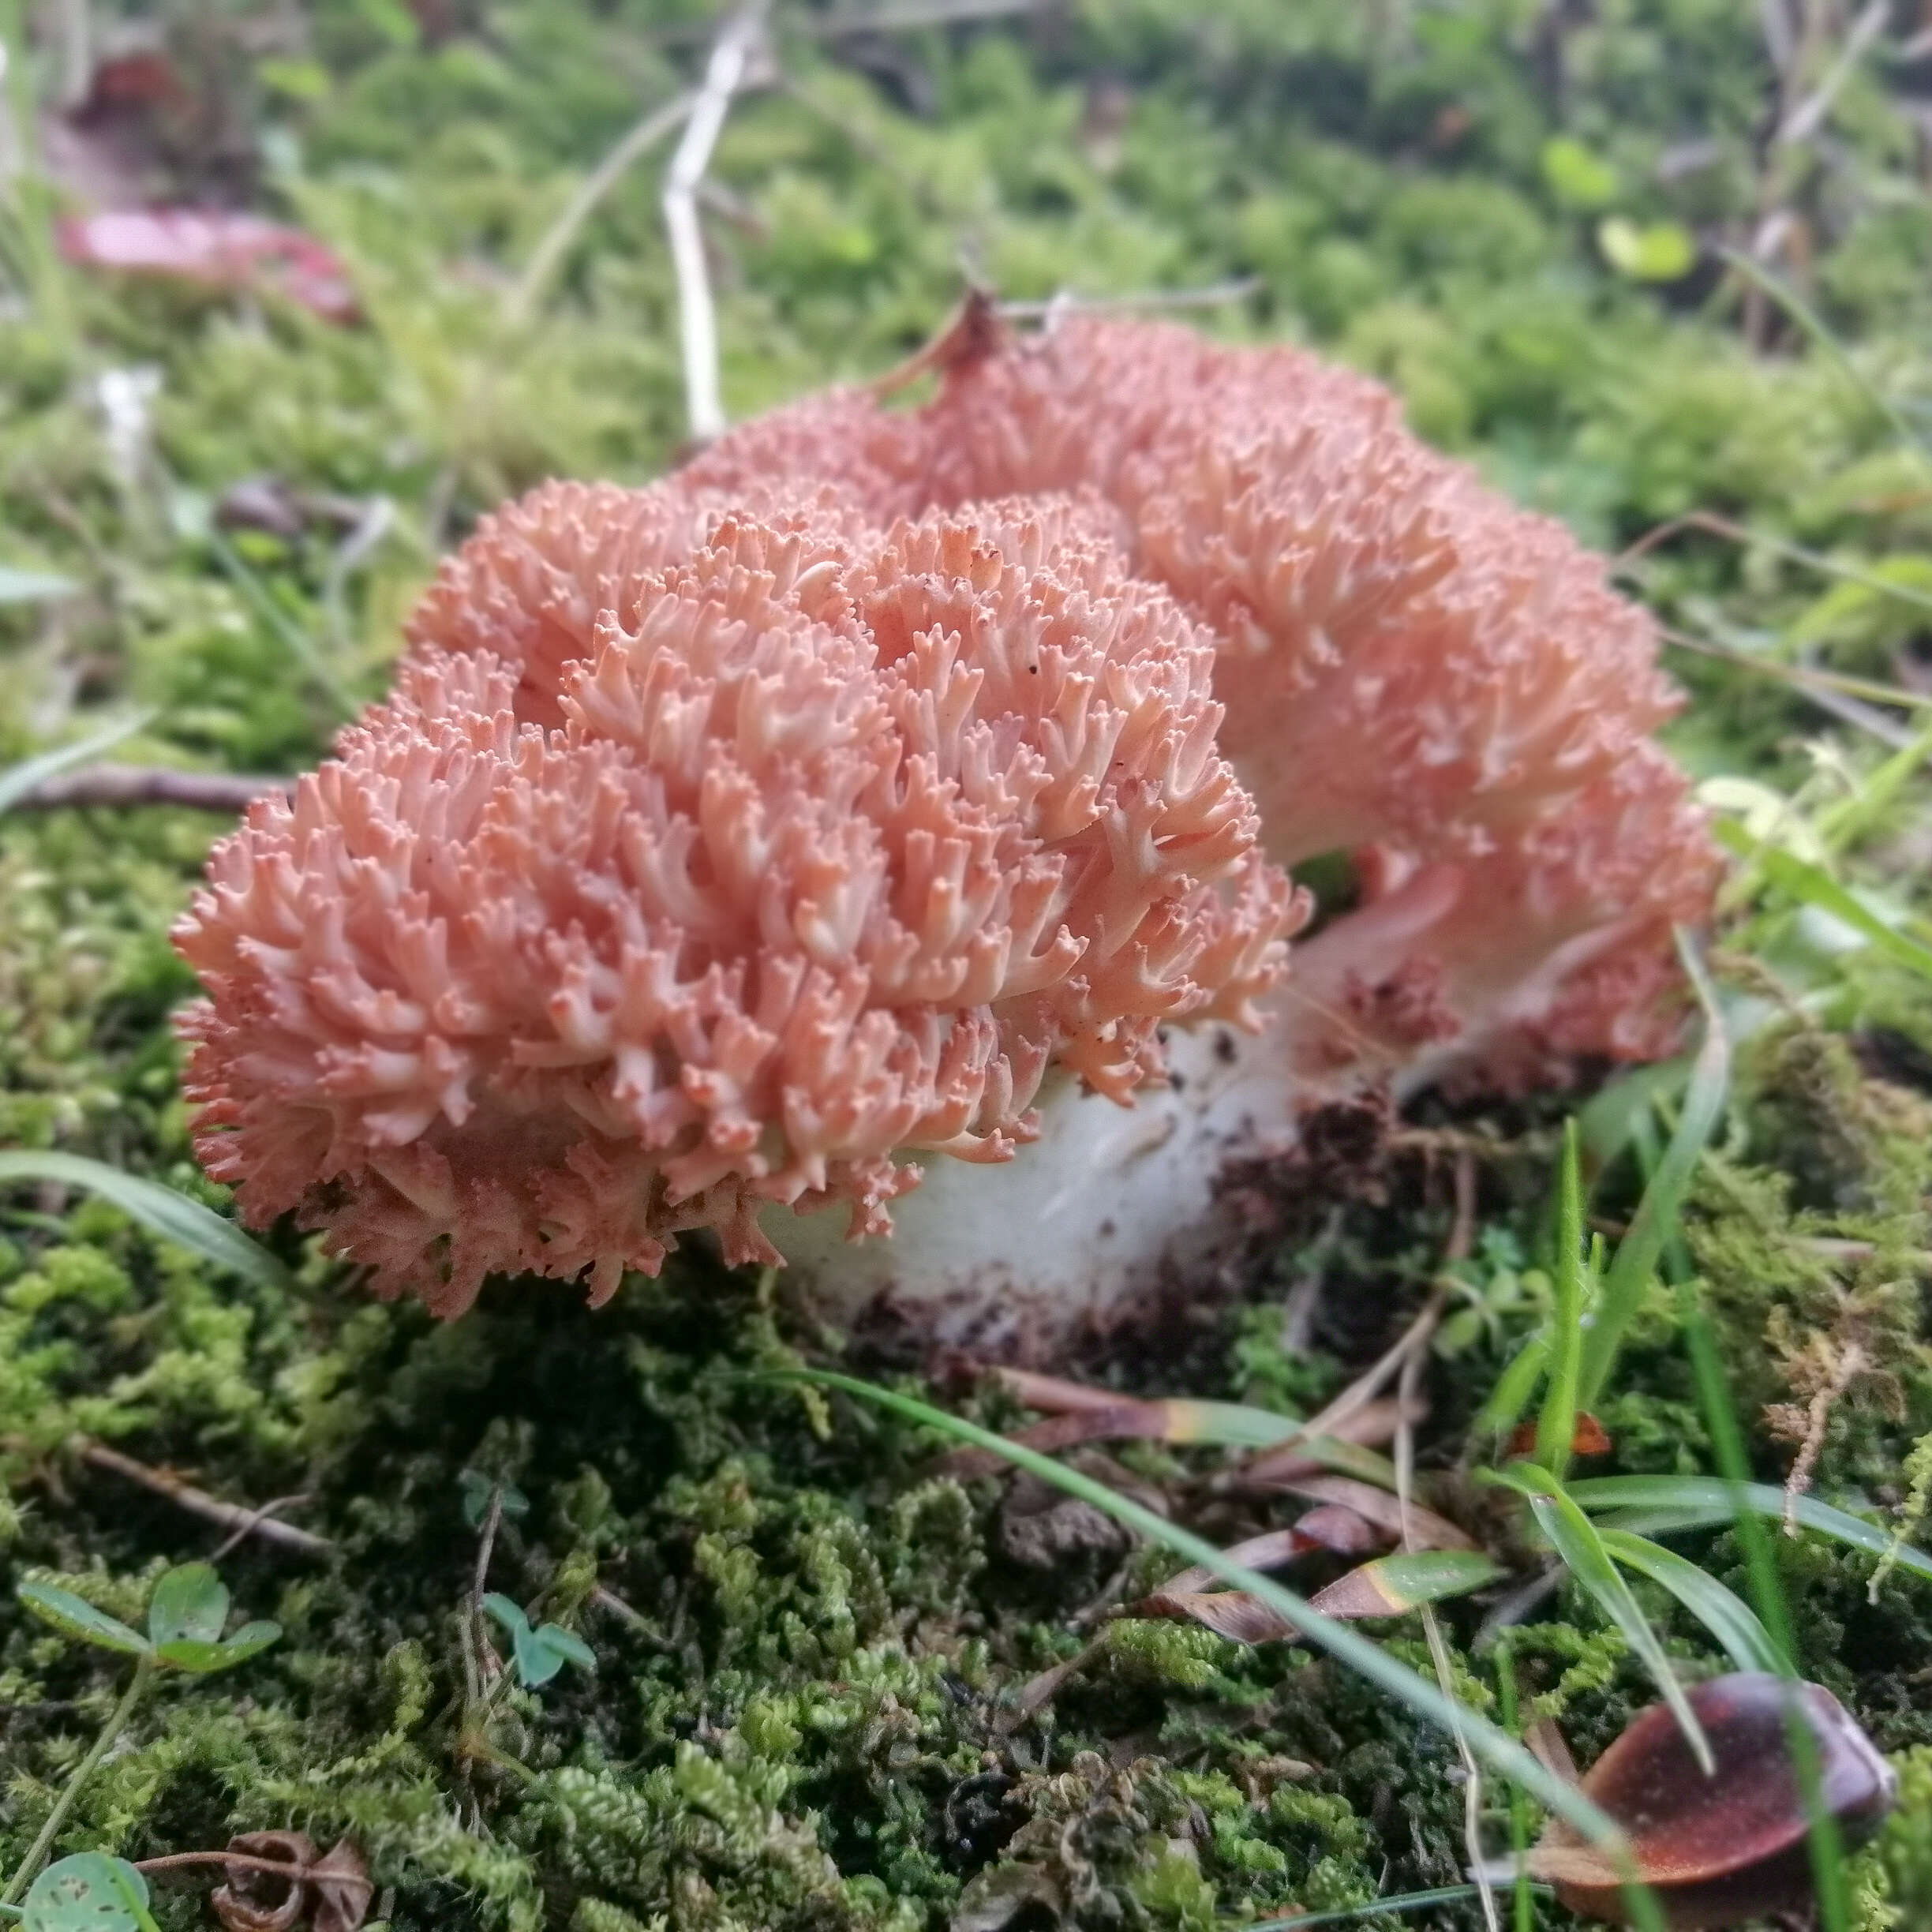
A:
[174,310,1717,1342]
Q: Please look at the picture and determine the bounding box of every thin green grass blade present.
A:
[1577,932,1730,1410]
[1533,1118,1586,1477]
[1493,1640,1537,1932]
[0,1152,292,1292]
[1653,946,1852,1932]
[1714,824,1932,980]
[1490,1462,1713,1774]
[1571,1474,1932,1581]
[783,1367,1668,1932]
[0,711,157,817]
[1474,1334,1548,1446]
[1717,245,1927,454]
[1594,1527,1788,1674]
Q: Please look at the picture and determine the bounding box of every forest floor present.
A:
[4,6,1932,1930]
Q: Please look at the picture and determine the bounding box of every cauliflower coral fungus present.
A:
[174,311,1718,1342]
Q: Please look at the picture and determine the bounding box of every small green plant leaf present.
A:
[459,1472,530,1527]
[153,1619,281,1675]
[1567,1475,1932,1583]
[481,1593,530,1639]
[146,1563,228,1649]
[481,1594,592,1686]
[0,565,80,606]
[0,1152,292,1292]
[1595,1528,1788,1675]
[1541,136,1619,211]
[18,1854,157,1932]
[516,1622,595,1687]
[1491,1463,1713,1774]
[17,1582,149,1657]
[1305,1549,1503,1619]
[1598,215,1696,281]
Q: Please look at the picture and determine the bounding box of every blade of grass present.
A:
[1657,955,1852,1932]
[781,1367,1668,1931]
[1492,1640,1537,1932]
[0,711,157,817]
[0,1152,292,1292]
[1533,1120,1586,1477]
[1567,1476,1932,1579]
[1713,823,1932,980]
[1489,1461,1713,1773]
[1717,245,1927,455]
[1576,930,1730,1410]
[1593,1527,1788,1674]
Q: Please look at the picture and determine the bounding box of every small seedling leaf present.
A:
[480,1593,530,1639]
[155,1619,280,1674]
[532,1623,594,1672]
[17,1582,149,1657]
[0,1152,291,1291]
[459,1472,530,1527]
[19,1855,156,1932]
[147,1563,228,1648]
[1306,1549,1503,1619]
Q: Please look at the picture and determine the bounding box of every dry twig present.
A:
[664,2,772,443]
[76,1440,332,1558]
[6,765,289,814]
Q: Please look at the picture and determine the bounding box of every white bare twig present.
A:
[76,1440,331,1559]
[664,2,772,444]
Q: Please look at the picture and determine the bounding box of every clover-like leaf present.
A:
[479,1593,592,1687]
[20,1854,158,1932]
[17,1582,150,1658]
[155,1619,282,1676]
[459,1472,530,1528]
[148,1563,229,1649]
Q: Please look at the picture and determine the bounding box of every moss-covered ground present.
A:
[5,5,1932,1928]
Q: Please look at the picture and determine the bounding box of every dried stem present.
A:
[76,1440,331,1558]
[664,2,771,444]
[995,276,1262,320]
[0,1655,155,1906]
[6,765,290,814]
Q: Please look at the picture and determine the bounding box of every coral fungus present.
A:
[175,313,1717,1338]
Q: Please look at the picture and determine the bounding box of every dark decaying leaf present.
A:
[208,1833,370,1932]
[1291,1503,1385,1556]
[211,1833,313,1932]
[57,212,358,323]
[1121,1588,1302,1644]
[1260,1473,1479,1552]
[1529,1673,1896,1927]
